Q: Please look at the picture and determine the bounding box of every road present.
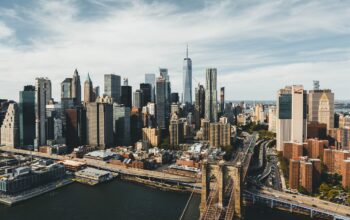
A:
[256,187,350,218]
[0,146,196,183]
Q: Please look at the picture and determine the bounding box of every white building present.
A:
[268,105,277,133]
[276,85,307,151]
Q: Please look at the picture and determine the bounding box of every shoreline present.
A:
[0,178,74,206]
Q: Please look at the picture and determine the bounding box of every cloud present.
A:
[0,0,349,101]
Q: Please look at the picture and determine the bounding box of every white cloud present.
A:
[0,22,13,39]
[0,0,349,101]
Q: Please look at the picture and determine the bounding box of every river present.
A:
[0,180,312,220]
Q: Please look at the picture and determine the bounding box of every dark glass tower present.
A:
[121,78,132,108]
[140,83,152,106]
[19,85,35,146]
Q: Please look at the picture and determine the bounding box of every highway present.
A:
[253,187,350,218]
[0,146,196,183]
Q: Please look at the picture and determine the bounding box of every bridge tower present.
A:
[200,161,242,220]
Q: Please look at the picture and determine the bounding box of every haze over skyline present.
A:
[0,0,350,101]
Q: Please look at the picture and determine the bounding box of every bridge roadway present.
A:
[0,146,196,183]
[246,187,350,219]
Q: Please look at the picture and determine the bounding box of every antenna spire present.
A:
[186,44,188,58]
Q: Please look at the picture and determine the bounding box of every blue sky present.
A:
[0,0,349,101]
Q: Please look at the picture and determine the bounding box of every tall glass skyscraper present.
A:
[145,73,155,102]
[104,74,121,103]
[205,68,218,122]
[183,46,192,104]
[19,85,35,146]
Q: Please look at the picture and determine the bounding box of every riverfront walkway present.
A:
[0,146,196,183]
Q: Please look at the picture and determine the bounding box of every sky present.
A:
[0,0,349,101]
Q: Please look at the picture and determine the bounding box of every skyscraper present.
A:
[61,78,72,99]
[133,90,143,109]
[113,103,130,146]
[205,68,218,122]
[19,85,35,146]
[65,107,86,149]
[121,78,132,108]
[61,78,74,140]
[169,113,184,147]
[145,73,156,102]
[220,87,225,114]
[0,103,19,147]
[156,75,167,131]
[72,69,81,105]
[34,77,52,149]
[276,85,307,151]
[183,45,192,104]
[140,83,152,106]
[104,74,121,103]
[86,101,113,150]
[84,73,94,103]
[194,84,205,129]
[308,81,334,130]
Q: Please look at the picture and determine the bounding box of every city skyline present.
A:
[1,0,350,101]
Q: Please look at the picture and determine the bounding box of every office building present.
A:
[183,46,192,104]
[46,100,64,144]
[130,107,143,143]
[35,77,52,148]
[133,90,143,109]
[254,104,265,123]
[171,92,179,104]
[209,121,231,147]
[104,74,121,103]
[72,69,81,105]
[194,84,205,129]
[145,73,156,102]
[156,75,168,130]
[84,74,94,103]
[121,78,132,108]
[205,68,218,122]
[19,85,35,146]
[276,85,307,151]
[65,107,86,149]
[268,106,277,133]
[86,101,113,150]
[140,83,152,106]
[142,127,160,147]
[113,103,130,146]
[169,114,184,147]
[308,82,334,130]
[220,87,225,114]
[307,122,327,139]
[0,103,19,147]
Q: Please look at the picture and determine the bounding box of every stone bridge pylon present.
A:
[200,160,242,220]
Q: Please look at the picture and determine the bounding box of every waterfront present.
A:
[0,179,314,220]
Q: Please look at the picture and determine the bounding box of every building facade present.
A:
[104,74,121,103]
[35,77,52,149]
[205,68,218,122]
[183,46,192,104]
[0,103,19,147]
[276,85,307,151]
[19,85,35,146]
